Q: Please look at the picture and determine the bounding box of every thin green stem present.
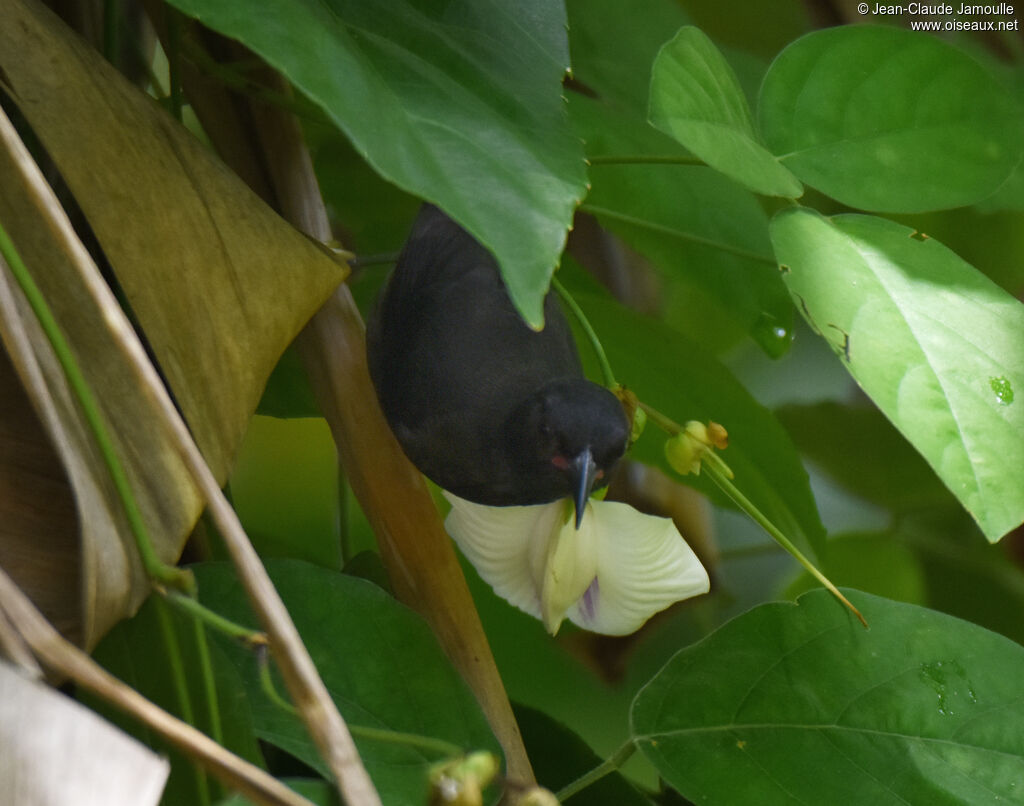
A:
[257,645,298,715]
[555,740,636,802]
[638,400,682,436]
[637,399,865,625]
[179,37,314,122]
[348,725,462,760]
[191,617,225,802]
[587,154,705,166]
[550,276,617,388]
[580,204,776,266]
[161,589,265,646]
[351,251,400,268]
[155,597,212,806]
[0,221,193,593]
[703,463,867,628]
[256,648,462,758]
[192,619,223,743]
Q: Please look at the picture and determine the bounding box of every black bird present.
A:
[366,205,629,528]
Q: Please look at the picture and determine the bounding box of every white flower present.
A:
[443,493,710,636]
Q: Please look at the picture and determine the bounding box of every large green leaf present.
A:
[193,560,502,806]
[576,293,825,563]
[632,589,1024,805]
[758,26,1024,212]
[769,209,1024,541]
[88,596,265,806]
[582,164,793,356]
[164,0,586,328]
[649,26,801,198]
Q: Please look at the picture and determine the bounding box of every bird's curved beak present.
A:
[570,446,599,530]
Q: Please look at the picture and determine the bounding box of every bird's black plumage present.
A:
[366,205,629,525]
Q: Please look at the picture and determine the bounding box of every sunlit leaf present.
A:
[770,209,1024,541]
[632,588,1024,805]
[650,26,801,198]
[759,25,1024,212]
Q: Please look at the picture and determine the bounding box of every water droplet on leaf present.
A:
[753,312,793,359]
[990,376,1014,405]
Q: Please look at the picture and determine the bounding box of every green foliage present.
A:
[650,26,802,198]
[193,561,503,806]
[770,210,1024,540]
[161,0,586,327]
[632,589,1024,805]
[758,26,1024,212]
[9,1,1021,804]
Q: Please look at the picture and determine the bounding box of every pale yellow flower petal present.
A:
[566,500,709,636]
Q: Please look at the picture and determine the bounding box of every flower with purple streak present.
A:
[444,493,710,636]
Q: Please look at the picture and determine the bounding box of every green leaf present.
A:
[649,26,802,198]
[513,705,651,805]
[775,401,951,514]
[783,531,928,606]
[758,25,1024,212]
[566,0,690,113]
[631,588,1024,805]
[164,0,586,327]
[88,596,265,806]
[216,779,338,806]
[576,293,825,563]
[769,209,1024,541]
[582,164,794,356]
[193,560,502,806]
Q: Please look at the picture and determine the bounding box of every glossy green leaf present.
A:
[632,588,1024,805]
[583,164,793,356]
[193,560,502,806]
[163,0,586,327]
[650,26,802,198]
[759,26,1024,212]
[770,209,1024,541]
[576,293,824,562]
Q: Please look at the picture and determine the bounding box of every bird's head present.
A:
[510,377,630,529]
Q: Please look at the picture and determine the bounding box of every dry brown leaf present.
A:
[0,0,346,647]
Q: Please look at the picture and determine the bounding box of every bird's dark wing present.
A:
[366,205,583,499]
